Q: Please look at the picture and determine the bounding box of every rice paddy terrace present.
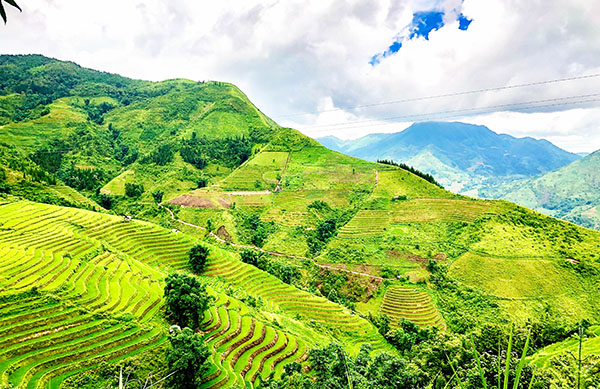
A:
[379,286,445,329]
[0,200,387,387]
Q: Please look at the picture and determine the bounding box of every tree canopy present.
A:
[166,326,211,389]
[164,273,213,331]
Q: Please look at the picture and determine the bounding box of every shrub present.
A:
[188,244,210,274]
[124,182,144,198]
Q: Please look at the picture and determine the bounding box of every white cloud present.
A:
[1,0,599,152]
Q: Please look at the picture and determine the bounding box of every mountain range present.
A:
[318,121,580,193]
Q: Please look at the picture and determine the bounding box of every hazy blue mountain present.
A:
[317,121,580,193]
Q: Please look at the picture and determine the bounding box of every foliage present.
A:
[0,0,21,24]
[188,244,210,274]
[152,189,164,204]
[239,249,300,285]
[58,165,105,191]
[166,326,211,389]
[164,273,213,331]
[125,182,144,198]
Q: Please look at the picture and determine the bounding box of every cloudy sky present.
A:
[2,0,600,152]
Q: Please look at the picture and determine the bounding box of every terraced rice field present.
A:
[0,200,391,386]
[0,202,172,388]
[338,210,390,237]
[379,286,445,329]
[199,295,309,387]
[203,248,388,351]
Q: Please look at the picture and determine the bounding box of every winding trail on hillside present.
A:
[160,204,385,281]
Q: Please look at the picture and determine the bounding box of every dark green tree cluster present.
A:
[164,273,213,331]
[238,213,274,247]
[58,165,105,191]
[82,100,115,124]
[188,244,210,274]
[377,159,443,188]
[124,182,144,198]
[180,132,254,169]
[307,217,338,254]
[166,327,211,389]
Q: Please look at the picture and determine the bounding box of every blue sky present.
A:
[370,6,472,65]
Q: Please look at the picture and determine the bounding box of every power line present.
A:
[273,73,600,119]
[298,96,600,134]
[301,93,600,130]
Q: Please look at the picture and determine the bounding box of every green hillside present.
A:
[482,150,600,230]
[1,55,599,388]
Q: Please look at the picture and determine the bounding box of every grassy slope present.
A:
[172,131,600,329]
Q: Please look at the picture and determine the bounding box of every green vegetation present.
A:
[189,244,210,274]
[1,55,599,388]
[164,273,213,331]
[166,327,211,389]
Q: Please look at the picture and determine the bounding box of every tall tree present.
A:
[164,273,213,331]
[166,326,210,389]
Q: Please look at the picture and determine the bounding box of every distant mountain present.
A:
[482,150,600,230]
[317,121,580,194]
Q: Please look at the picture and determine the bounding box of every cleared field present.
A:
[379,286,445,329]
[530,325,600,368]
[390,198,498,223]
[449,252,598,322]
[338,210,390,237]
[218,151,289,191]
[372,170,453,199]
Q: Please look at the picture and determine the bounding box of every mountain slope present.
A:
[482,149,600,230]
[0,55,278,204]
[317,121,580,192]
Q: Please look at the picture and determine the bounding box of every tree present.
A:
[0,0,21,24]
[188,244,210,274]
[152,189,164,204]
[164,273,213,331]
[166,326,210,389]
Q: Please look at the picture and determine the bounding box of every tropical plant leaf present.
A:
[446,354,465,389]
[503,325,514,389]
[0,3,7,24]
[513,329,531,389]
[471,335,488,389]
[4,0,21,12]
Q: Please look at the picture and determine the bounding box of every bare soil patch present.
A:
[170,195,216,208]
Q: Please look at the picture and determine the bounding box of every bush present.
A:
[166,326,210,389]
[151,190,164,204]
[124,182,144,198]
[188,244,210,274]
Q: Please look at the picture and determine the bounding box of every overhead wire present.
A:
[272,73,600,119]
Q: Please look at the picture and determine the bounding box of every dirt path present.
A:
[160,204,385,280]
[373,170,379,191]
